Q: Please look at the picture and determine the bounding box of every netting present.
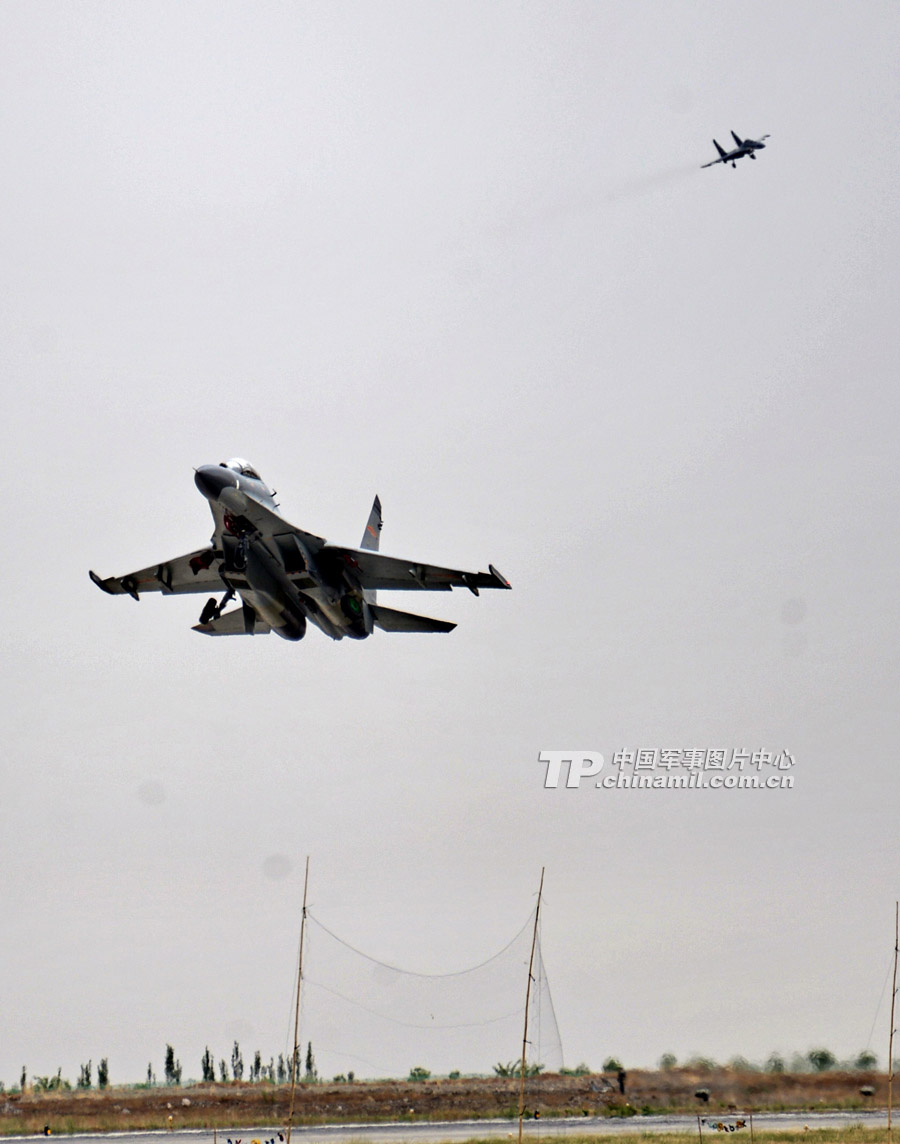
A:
[290,910,563,1080]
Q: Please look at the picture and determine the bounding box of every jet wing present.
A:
[89,547,226,598]
[701,157,724,168]
[322,546,511,594]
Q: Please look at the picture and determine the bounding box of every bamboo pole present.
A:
[517,868,545,1144]
[889,901,898,1143]
[286,857,311,1144]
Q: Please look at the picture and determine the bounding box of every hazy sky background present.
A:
[3,0,900,1085]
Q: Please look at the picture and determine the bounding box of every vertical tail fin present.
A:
[360,495,382,551]
[730,130,743,147]
[714,139,726,158]
[360,495,382,604]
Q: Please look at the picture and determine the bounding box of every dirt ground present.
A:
[0,1070,887,1136]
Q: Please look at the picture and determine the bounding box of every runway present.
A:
[11,1109,889,1143]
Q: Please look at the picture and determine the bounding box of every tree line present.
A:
[654,1049,882,1072]
[5,1044,889,1092]
[160,1041,322,1086]
[8,1044,318,1093]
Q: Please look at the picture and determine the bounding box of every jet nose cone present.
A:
[195,464,239,501]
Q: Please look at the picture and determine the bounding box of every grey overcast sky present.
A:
[2,0,900,1084]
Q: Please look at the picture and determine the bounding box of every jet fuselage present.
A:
[194,463,370,641]
[702,132,769,169]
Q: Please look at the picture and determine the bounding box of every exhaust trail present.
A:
[603,161,702,203]
[532,162,701,226]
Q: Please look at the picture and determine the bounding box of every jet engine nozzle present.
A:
[195,464,239,502]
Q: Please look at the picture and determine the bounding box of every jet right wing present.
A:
[322,547,511,594]
[89,547,226,598]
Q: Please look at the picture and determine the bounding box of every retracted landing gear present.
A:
[198,588,236,625]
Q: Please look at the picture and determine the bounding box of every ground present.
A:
[0,1070,886,1136]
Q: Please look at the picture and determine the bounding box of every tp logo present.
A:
[540,751,604,789]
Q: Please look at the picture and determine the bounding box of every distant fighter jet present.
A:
[702,130,770,169]
[90,459,510,641]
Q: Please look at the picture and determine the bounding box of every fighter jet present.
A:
[89,459,511,641]
[701,130,770,169]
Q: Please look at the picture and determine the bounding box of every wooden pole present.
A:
[697,1114,703,1142]
[889,901,898,1142]
[286,857,311,1144]
[517,868,545,1144]
[748,1110,753,1144]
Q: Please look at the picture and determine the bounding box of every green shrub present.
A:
[808,1048,836,1072]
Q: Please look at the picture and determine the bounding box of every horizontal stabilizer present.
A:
[370,605,456,634]
[193,605,271,636]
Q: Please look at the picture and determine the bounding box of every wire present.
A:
[305,909,535,979]
[304,979,527,1030]
[866,949,897,1053]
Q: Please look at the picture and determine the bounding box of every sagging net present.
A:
[291,910,563,1080]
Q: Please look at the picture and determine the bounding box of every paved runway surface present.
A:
[11,1109,890,1143]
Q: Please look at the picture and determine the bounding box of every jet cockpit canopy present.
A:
[222,457,263,481]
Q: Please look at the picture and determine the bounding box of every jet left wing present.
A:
[322,546,511,595]
[89,547,225,598]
